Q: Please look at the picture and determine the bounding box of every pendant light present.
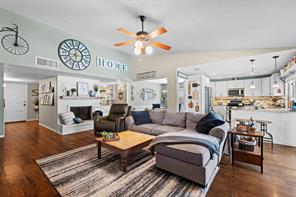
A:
[250,59,256,89]
[272,56,279,88]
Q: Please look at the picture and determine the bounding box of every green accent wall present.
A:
[0,9,134,81]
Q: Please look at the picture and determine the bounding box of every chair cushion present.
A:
[97,120,116,131]
[148,109,166,124]
[150,125,184,136]
[155,143,211,166]
[60,112,75,125]
[186,113,205,130]
[131,123,160,135]
[131,111,152,125]
[196,112,225,135]
[162,112,186,128]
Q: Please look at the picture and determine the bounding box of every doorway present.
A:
[4,83,27,122]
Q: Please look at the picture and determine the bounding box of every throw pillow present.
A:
[60,112,75,125]
[196,112,225,135]
[73,117,83,124]
[148,109,166,124]
[131,111,152,126]
[162,112,186,128]
[186,112,205,130]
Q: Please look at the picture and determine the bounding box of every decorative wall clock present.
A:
[0,24,29,55]
[58,39,91,70]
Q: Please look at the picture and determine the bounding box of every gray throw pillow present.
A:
[186,112,205,130]
[60,112,75,125]
[148,109,166,124]
[162,112,186,128]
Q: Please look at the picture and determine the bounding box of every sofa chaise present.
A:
[125,110,229,186]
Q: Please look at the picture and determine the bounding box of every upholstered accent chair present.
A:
[94,104,129,135]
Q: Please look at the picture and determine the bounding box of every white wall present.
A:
[128,81,163,111]
[0,71,4,137]
[39,76,57,132]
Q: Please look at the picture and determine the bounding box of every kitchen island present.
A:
[231,108,296,147]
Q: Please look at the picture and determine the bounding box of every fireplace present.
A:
[70,106,92,120]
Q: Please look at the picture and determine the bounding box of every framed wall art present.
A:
[77,82,89,96]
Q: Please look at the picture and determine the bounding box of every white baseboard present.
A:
[38,123,60,135]
[27,119,38,121]
[0,135,4,138]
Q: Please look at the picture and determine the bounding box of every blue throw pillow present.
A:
[196,112,225,135]
[131,111,152,126]
[73,117,83,124]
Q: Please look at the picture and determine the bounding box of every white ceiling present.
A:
[178,49,296,79]
[2,0,296,55]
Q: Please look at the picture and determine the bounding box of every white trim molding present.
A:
[38,123,59,134]
[0,135,5,138]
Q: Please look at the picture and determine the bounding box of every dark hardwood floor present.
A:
[1,121,296,197]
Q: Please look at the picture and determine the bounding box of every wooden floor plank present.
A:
[0,121,296,197]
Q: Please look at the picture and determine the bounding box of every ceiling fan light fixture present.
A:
[134,47,142,55]
[145,45,153,54]
[135,40,143,49]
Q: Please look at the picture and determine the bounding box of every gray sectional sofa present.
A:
[125,109,229,187]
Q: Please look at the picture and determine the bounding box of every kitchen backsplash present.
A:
[213,96,285,108]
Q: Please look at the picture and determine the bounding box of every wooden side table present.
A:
[230,128,264,173]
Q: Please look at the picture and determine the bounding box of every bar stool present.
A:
[256,120,273,148]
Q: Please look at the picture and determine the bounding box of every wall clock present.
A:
[58,39,91,70]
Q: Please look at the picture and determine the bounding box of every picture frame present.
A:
[236,124,250,132]
[77,82,89,96]
[40,93,54,105]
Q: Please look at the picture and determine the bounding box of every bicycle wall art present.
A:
[0,24,29,55]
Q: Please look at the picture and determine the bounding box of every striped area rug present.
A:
[37,144,212,197]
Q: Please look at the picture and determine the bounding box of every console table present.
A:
[230,128,264,173]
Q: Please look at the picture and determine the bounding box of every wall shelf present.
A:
[59,96,102,100]
[280,63,296,79]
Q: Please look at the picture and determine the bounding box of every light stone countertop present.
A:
[231,108,296,113]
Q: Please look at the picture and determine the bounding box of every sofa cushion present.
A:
[150,125,184,136]
[131,111,152,125]
[162,112,186,128]
[155,143,211,166]
[60,112,75,125]
[186,113,205,130]
[130,123,160,135]
[148,109,166,124]
[196,112,225,135]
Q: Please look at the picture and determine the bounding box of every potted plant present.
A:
[94,84,99,97]
[70,88,77,96]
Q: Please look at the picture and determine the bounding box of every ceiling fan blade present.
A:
[149,27,168,38]
[113,40,134,47]
[151,41,172,51]
[117,28,137,38]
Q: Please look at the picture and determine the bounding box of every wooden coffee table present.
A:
[96,131,154,172]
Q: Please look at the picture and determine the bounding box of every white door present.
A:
[4,83,27,122]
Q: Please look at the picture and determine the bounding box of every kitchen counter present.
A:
[231,109,296,147]
[231,108,295,113]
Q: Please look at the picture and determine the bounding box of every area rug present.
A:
[36,144,218,197]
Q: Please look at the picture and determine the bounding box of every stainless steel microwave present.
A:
[228,88,244,97]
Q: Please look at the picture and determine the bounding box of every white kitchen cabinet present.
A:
[245,78,262,96]
[261,77,271,96]
[215,81,228,96]
[227,80,245,89]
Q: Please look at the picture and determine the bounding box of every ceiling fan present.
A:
[113,15,172,56]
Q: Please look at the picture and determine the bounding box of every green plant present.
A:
[94,84,99,92]
[101,131,116,139]
[70,88,77,93]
